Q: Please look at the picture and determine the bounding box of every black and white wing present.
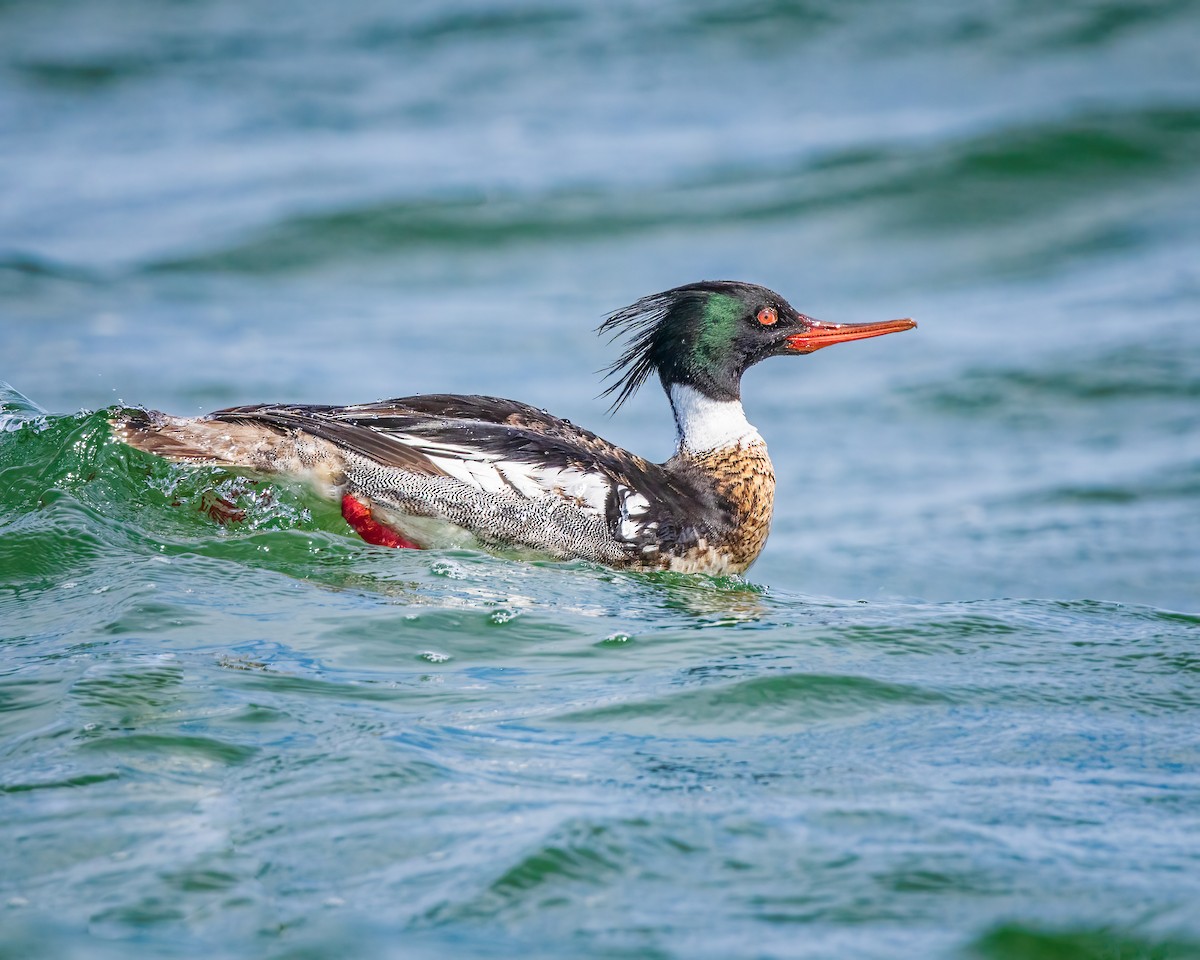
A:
[210,394,717,562]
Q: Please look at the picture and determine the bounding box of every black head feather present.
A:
[598,280,801,412]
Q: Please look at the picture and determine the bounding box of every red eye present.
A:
[756,307,778,326]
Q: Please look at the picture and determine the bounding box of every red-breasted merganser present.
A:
[113,281,915,574]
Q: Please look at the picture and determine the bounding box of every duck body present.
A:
[113,281,913,575]
[117,389,774,574]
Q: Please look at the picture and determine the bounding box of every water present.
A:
[2,1,1199,956]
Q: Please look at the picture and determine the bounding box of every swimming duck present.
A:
[113,281,914,574]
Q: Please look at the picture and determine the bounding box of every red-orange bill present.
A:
[784,317,917,354]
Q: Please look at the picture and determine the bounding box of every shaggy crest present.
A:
[598,281,755,413]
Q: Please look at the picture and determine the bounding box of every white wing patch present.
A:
[615,486,655,542]
[380,431,614,514]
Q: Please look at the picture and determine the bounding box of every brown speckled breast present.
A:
[667,440,776,574]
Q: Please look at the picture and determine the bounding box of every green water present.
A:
[2,0,1199,957]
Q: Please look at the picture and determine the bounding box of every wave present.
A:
[142,104,1200,276]
[0,250,98,286]
[12,0,1194,98]
[677,0,1196,51]
[969,922,1200,960]
[555,671,948,735]
[908,343,1200,413]
[0,398,763,618]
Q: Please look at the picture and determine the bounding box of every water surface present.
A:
[2,1,1199,957]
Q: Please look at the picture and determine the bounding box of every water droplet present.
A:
[488,608,518,625]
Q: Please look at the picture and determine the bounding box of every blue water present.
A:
[2,1,1199,957]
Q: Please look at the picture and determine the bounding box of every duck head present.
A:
[599,280,916,411]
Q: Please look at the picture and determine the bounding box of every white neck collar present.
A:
[667,383,762,455]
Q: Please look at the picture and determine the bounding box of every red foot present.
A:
[341,494,420,549]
